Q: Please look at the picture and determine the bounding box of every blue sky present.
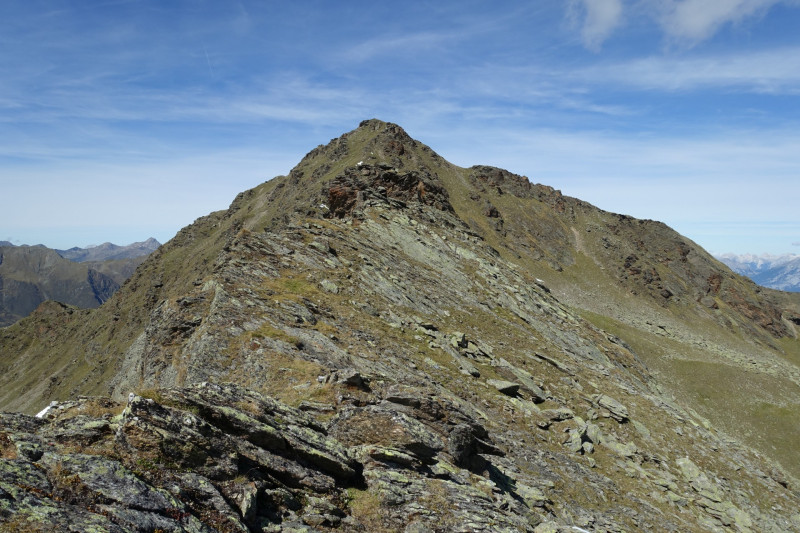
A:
[1,1,799,254]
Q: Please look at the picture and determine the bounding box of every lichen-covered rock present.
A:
[0,382,536,532]
[0,384,366,532]
[328,404,445,461]
[448,423,477,466]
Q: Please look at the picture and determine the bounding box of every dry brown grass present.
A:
[58,398,125,419]
[0,516,61,533]
[252,352,337,408]
[346,488,394,533]
[0,431,17,459]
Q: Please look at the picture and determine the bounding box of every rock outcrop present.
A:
[0,383,545,532]
[5,380,799,532]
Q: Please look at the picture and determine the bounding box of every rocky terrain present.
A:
[0,240,158,327]
[2,120,800,531]
[716,253,800,292]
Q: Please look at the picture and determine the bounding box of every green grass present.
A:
[246,323,302,347]
[669,358,800,477]
[579,307,800,480]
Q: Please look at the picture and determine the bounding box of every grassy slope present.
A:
[344,121,800,478]
[530,204,800,478]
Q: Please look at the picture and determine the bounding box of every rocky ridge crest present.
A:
[2,120,800,531]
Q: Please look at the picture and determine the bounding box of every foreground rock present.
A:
[3,380,800,532]
[1,383,535,532]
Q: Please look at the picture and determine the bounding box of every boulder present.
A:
[593,394,629,422]
[0,384,365,532]
[328,405,444,461]
[487,379,521,396]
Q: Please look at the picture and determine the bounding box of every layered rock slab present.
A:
[0,383,537,532]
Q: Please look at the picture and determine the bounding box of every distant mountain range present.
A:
[56,237,161,262]
[0,238,160,326]
[715,253,800,292]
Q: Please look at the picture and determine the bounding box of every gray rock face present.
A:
[0,383,536,532]
[593,393,629,422]
[2,376,797,532]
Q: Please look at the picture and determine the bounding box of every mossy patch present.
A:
[346,487,391,532]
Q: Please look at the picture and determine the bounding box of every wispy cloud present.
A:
[657,0,796,45]
[340,31,457,64]
[568,0,625,51]
[2,2,800,254]
[566,1,800,49]
[574,47,800,92]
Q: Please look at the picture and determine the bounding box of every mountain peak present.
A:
[717,252,800,291]
[241,119,455,232]
[295,118,436,174]
[356,117,408,133]
[3,120,800,531]
[56,238,161,263]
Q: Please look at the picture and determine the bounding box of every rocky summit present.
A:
[2,119,800,532]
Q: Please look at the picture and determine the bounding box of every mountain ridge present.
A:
[2,119,800,531]
[0,239,160,327]
[716,252,800,292]
[0,245,120,327]
[56,237,161,262]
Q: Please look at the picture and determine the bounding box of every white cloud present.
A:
[657,0,796,45]
[569,0,625,50]
[565,1,800,49]
[574,47,800,92]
